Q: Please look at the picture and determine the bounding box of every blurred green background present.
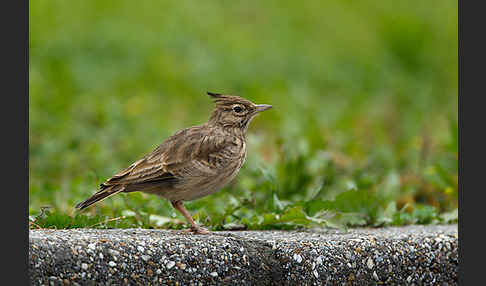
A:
[29,0,457,230]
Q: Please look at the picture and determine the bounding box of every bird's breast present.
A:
[176,138,246,201]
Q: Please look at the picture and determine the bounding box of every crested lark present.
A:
[76,92,272,234]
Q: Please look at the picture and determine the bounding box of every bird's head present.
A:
[206,92,272,133]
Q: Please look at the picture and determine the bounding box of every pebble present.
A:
[166,261,176,269]
[108,249,120,256]
[366,257,374,269]
[177,262,187,270]
[209,272,218,277]
[81,263,88,270]
[108,261,116,267]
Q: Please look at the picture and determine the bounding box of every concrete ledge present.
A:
[29,225,458,285]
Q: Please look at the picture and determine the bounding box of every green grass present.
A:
[29,0,458,230]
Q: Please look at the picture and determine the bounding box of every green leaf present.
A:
[412,205,439,224]
[440,208,458,223]
[280,206,310,224]
[374,201,397,226]
[266,193,285,213]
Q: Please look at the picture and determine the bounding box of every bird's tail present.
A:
[75,185,126,210]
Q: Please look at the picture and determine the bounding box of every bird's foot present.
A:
[174,226,211,235]
[190,226,211,235]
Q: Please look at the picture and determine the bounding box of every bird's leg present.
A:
[171,200,210,234]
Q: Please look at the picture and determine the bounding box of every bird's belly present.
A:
[184,167,241,201]
[162,160,244,202]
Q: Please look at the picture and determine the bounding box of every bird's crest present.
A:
[206,91,253,107]
[206,91,225,98]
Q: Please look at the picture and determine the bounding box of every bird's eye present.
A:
[233,106,243,113]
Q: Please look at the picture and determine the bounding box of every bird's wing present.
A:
[162,126,233,179]
[101,125,230,189]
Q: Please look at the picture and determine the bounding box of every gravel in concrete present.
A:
[29,224,458,285]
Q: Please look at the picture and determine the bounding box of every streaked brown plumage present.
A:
[75,92,272,234]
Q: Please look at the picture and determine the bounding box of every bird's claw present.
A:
[191,226,211,235]
[173,226,211,235]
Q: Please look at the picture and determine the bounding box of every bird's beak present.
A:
[255,104,273,113]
